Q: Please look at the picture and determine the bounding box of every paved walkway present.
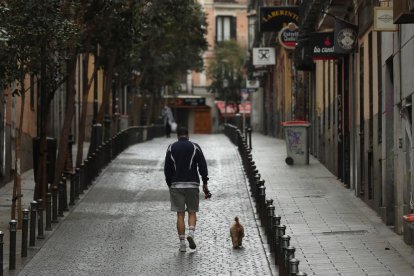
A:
[251,133,414,276]
[11,135,273,276]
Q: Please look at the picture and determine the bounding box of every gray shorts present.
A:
[169,188,200,212]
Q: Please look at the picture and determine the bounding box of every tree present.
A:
[207,40,246,107]
[129,0,208,123]
[1,0,79,207]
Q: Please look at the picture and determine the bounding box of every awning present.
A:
[215,100,251,117]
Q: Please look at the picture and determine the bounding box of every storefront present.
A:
[166,95,212,134]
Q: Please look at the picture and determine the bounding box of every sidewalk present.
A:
[251,133,414,275]
[0,143,89,272]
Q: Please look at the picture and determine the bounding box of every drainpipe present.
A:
[1,90,5,176]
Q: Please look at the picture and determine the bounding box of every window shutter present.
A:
[231,16,237,40]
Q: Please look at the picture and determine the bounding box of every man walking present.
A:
[161,105,175,138]
[164,127,209,252]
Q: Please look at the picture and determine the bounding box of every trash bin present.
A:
[281,121,310,165]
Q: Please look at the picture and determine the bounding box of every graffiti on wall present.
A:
[287,129,304,155]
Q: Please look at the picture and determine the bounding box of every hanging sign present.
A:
[334,19,358,54]
[374,7,398,31]
[278,23,298,50]
[259,6,299,32]
[252,47,276,66]
[309,32,337,60]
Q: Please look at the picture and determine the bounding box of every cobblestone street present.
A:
[17,135,273,276]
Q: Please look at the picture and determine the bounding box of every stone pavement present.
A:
[251,133,414,276]
[12,135,273,276]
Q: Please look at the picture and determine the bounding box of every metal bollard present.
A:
[289,258,300,276]
[265,199,274,235]
[45,193,52,231]
[257,185,266,224]
[21,209,30,257]
[62,176,69,211]
[52,186,59,222]
[74,167,80,199]
[69,172,75,206]
[92,153,97,179]
[272,215,281,252]
[37,199,45,239]
[58,181,64,217]
[285,246,296,276]
[29,201,37,246]
[252,174,260,196]
[9,220,17,270]
[275,224,286,265]
[0,231,3,276]
[83,159,89,189]
[256,179,265,201]
[79,164,86,193]
[247,127,252,150]
[267,205,275,246]
[279,235,291,276]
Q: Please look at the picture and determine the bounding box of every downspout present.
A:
[1,90,5,176]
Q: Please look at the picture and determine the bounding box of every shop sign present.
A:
[374,7,398,31]
[259,6,299,33]
[334,19,358,55]
[172,97,205,107]
[278,24,298,50]
[246,79,260,89]
[309,32,337,60]
[252,47,275,66]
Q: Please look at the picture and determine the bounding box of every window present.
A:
[216,16,236,42]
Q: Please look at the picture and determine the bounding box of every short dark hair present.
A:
[177,127,188,136]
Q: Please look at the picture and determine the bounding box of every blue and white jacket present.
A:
[164,137,208,188]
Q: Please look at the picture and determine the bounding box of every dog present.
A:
[230,216,244,249]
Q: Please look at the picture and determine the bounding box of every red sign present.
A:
[215,101,251,117]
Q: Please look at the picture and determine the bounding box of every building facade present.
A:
[193,0,249,133]
[249,0,414,244]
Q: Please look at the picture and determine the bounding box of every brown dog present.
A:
[230,216,244,249]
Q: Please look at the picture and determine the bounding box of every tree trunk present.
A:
[76,53,97,167]
[11,76,25,228]
[52,56,77,188]
[12,72,26,228]
[96,51,117,125]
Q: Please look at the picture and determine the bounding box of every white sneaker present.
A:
[187,236,196,250]
[179,243,186,252]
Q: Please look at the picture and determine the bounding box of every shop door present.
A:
[194,109,211,134]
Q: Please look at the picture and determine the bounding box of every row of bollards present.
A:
[224,124,307,276]
[1,125,164,274]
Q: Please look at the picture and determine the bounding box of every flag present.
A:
[334,19,358,54]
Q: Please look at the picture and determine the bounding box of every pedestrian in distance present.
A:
[164,127,211,252]
[161,105,175,138]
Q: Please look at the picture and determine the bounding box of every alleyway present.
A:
[16,135,273,276]
[4,133,414,276]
